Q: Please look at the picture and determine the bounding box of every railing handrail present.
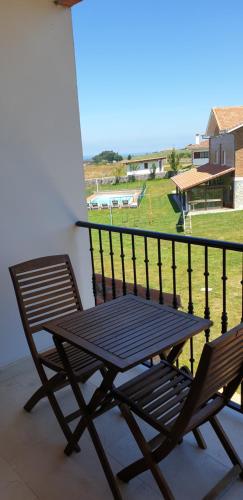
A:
[76,220,243,253]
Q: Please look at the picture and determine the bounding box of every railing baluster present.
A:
[240,256,243,412]
[144,237,150,300]
[171,241,178,309]
[131,234,137,296]
[172,242,179,368]
[241,254,243,323]
[241,383,243,413]
[221,248,228,333]
[98,229,106,302]
[109,231,116,300]
[89,228,97,305]
[157,239,163,304]
[187,243,194,314]
[120,233,126,295]
[77,220,243,415]
[204,246,210,342]
[187,243,194,374]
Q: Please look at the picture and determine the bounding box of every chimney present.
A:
[195,133,200,145]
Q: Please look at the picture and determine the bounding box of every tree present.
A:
[149,163,156,180]
[114,165,124,184]
[127,154,132,160]
[92,150,123,164]
[167,148,180,172]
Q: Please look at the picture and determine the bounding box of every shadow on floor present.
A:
[167,194,184,233]
[176,213,184,233]
[167,193,181,214]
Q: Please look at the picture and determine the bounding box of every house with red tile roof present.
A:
[172,106,243,212]
[187,135,209,166]
[124,155,166,177]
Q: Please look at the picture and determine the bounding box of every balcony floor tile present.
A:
[0,358,243,499]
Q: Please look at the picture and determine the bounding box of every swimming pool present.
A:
[87,188,145,209]
[90,194,132,205]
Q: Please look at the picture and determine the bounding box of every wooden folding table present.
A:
[44,294,211,500]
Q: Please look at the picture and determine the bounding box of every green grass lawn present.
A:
[88,178,243,374]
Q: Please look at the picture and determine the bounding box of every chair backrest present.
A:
[174,324,243,435]
[9,255,83,343]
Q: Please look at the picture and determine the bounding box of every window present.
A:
[201,151,209,159]
[222,151,226,165]
[144,162,148,169]
[194,151,209,159]
[213,150,219,164]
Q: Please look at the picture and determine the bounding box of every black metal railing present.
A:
[76,219,243,413]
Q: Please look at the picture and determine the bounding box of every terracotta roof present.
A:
[213,106,243,132]
[187,139,209,151]
[56,0,83,7]
[172,164,235,191]
[124,156,166,165]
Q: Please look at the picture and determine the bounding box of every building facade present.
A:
[125,156,166,177]
[173,106,243,212]
[187,136,209,166]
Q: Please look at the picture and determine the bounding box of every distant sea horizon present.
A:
[83,149,172,161]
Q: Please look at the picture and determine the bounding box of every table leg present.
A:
[64,366,118,456]
[166,341,186,365]
[53,336,122,500]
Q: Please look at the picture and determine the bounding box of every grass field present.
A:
[87,178,243,373]
[84,162,126,179]
[84,149,192,180]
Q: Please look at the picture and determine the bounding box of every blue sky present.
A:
[72,0,243,157]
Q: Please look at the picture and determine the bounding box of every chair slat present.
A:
[144,379,191,414]
[126,368,175,401]
[19,269,70,290]
[25,291,75,311]
[121,365,171,397]
[29,305,78,327]
[16,263,67,277]
[20,274,71,292]
[22,282,75,300]
[27,298,77,319]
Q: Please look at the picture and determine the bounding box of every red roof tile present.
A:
[172,164,234,191]
[187,140,209,151]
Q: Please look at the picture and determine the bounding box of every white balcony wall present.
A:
[127,159,165,176]
[0,0,93,367]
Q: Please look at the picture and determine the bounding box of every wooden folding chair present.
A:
[115,324,243,499]
[9,255,104,448]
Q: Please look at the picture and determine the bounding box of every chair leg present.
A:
[210,416,243,476]
[193,428,207,450]
[117,404,175,499]
[24,384,48,412]
[44,383,80,452]
[24,373,67,412]
[31,367,80,452]
[203,464,241,500]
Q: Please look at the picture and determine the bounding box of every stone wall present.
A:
[233,128,243,177]
[234,178,243,209]
[85,172,167,186]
